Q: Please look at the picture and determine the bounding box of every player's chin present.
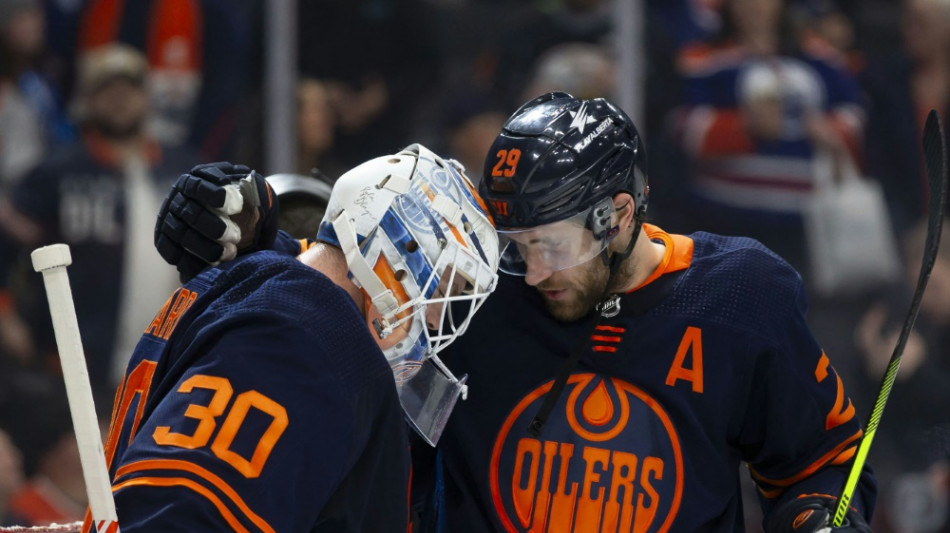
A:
[542,294,588,322]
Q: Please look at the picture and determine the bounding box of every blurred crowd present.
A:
[0,0,947,531]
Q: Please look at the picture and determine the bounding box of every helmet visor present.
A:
[497,204,615,276]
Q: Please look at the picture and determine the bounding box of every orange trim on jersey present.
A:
[114,459,275,533]
[831,445,857,465]
[628,225,694,292]
[595,325,625,333]
[592,346,617,353]
[590,335,622,343]
[750,429,863,489]
[113,477,256,532]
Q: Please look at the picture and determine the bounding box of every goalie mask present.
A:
[317,144,499,445]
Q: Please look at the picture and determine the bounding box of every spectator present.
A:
[0,43,199,404]
[0,63,42,187]
[482,0,612,110]
[298,0,439,170]
[521,42,616,103]
[0,0,75,147]
[674,0,864,283]
[861,0,950,238]
[295,77,345,179]
[77,0,262,162]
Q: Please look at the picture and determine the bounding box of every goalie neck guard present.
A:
[317,143,499,445]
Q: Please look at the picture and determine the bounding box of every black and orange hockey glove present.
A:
[155,161,279,282]
[765,495,872,533]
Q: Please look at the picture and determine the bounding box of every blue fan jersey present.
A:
[89,251,411,532]
[430,225,875,532]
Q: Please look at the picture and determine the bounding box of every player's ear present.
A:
[612,192,636,231]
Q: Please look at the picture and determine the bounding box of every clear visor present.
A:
[497,204,616,276]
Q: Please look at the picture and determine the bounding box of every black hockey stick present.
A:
[834,109,949,525]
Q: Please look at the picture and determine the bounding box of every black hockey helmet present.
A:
[478,92,648,230]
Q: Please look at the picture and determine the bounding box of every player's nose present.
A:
[524,259,552,287]
[425,303,442,330]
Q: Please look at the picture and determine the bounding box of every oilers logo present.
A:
[396,154,465,235]
[490,374,683,532]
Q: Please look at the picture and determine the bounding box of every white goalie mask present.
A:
[317,144,499,445]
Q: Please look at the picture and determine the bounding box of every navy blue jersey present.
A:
[90,251,410,532]
[430,225,875,532]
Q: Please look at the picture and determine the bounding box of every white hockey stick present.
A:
[31,244,120,533]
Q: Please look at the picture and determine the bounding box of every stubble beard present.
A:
[539,257,611,322]
[538,245,640,322]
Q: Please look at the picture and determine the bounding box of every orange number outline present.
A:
[153,375,233,449]
[814,353,856,430]
[211,391,289,478]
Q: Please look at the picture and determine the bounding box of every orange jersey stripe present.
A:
[115,459,275,533]
[113,477,254,533]
[595,325,625,333]
[750,429,863,488]
[592,346,618,353]
[590,335,622,343]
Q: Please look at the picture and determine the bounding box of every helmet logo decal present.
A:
[574,118,612,152]
[568,101,598,134]
[490,374,684,532]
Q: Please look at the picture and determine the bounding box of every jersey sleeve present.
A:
[273,229,306,256]
[109,314,409,532]
[733,279,876,520]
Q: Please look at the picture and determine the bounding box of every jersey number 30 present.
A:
[107,361,289,479]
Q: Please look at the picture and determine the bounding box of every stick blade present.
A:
[922,110,948,263]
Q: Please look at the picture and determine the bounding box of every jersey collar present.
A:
[627,224,694,293]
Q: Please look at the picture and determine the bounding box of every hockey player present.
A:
[98,144,498,532]
[156,94,876,532]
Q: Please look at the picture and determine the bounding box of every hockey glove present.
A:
[155,161,279,282]
[765,495,872,533]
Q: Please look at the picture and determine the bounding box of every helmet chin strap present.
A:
[527,207,645,437]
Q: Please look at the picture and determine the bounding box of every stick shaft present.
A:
[35,261,119,526]
[834,109,948,525]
